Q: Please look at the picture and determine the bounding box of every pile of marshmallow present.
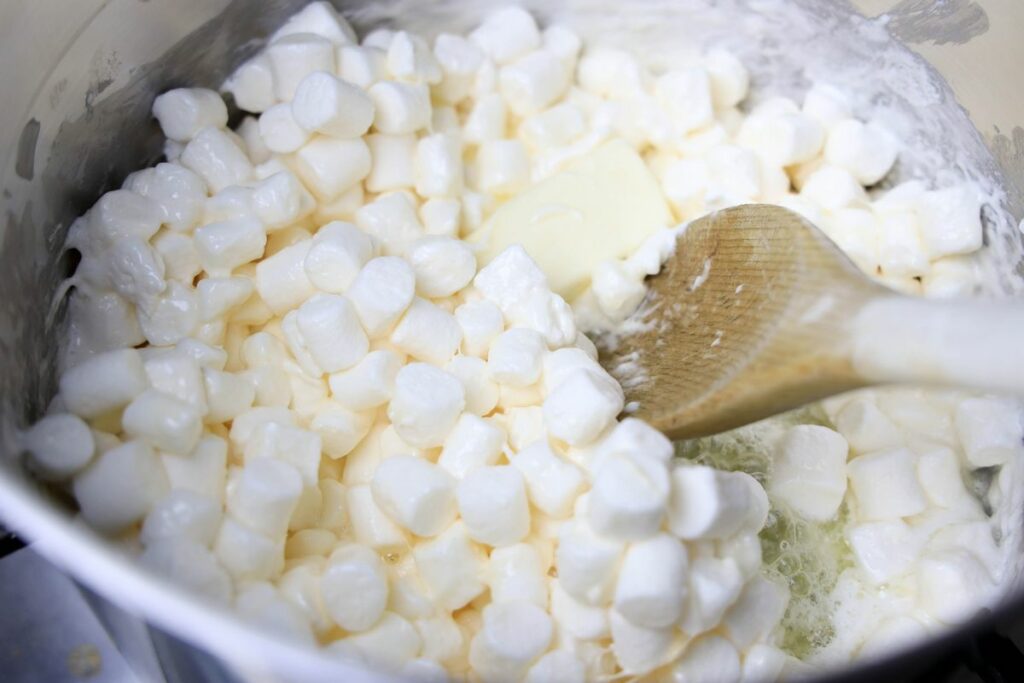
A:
[16,1,1019,680]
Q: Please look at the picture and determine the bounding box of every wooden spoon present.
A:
[608,204,1024,440]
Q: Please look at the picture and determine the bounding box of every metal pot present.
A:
[1,1,1022,681]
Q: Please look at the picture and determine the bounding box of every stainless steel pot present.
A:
[1,1,1022,681]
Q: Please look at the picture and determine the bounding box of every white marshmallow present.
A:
[405,237,476,299]
[388,363,465,448]
[252,169,316,230]
[591,260,646,320]
[266,33,336,101]
[271,2,356,45]
[488,328,546,387]
[390,298,463,365]
[525,650,585,683]
[162,436,227,502]
[223,54,276,113]
[916,445,974,510]
[347,256,416,337]
[258,103,310,154]
[511,440,585,518]
[541,347,602,396]
[556,517,625,606]
[203,368,255,423]
[355,192,424,256]
[140,537,232,605]
[368,81,431,135]
[126,162,207,233]
[433,33,484,104]
[242,422,321,486]
[144,351,207,413]
[917,549,995,624]
[521,103,587,149]
[73,441,168,533]
[801,165,867,210]
[544,369,624,447]
[500,50,570,117]
[613,533,687,629]
[438,413,505,479]
[414,615,464,664]
[293,136,371,201]
[802,83,851,129]
[608,609,677,675]
[476,139,530,195]
[228,406,295,446]
[23,414,95,481]
[770,425,849,522]
[834,396,904,453]
[413,133,464,199]
[292,293,368,374]
[151,231,199,283]
[309,403,373,459]
[120,389,202,455]
[848,448,929,520]
[320,544,390,632]
[364,133,416,193]
[550,580,608,640]
[292,71,374,139]
[589,417,674,471]
[578,48,647,99]
[338,611,422,668]
[58,347,147,418]
[65,288,145,354]
[469,602,552,681]
[455,300,504,358]
[98,235,166,303]
[226,457,303,537]
[654,67,714,135]
[235,582,315,645]
[180,127,253,193]
[141,489,221,547]
[669,465,767,539]
[152,88,228,143]
[193,217,266,275]
[681,556,745,635]
[487,543,548,607]
[824,118,898,186]
[847,520,923,585]
[671,636,741,683]
[137,281,202,346]
[446,356,501,417]
[542,25,581,67]
[372,455,457,537]
[469,7,541,65]
[705,49,749,110]
[457,466,530,546]
[741,644,791,683]
[721,576,789,650]
[85,189,163,244]
[420,198,461,237]
[338,44,387,88]
[877,209,929,277]
[918,184,984,258]
[328,349,401,411]
[303,221,374,293]
[954,396,1023,467]
[463,93,507,144]
[347,484,408,551]
[412,521,487,610]
[588,453,668,541]
[746,113,825,167]
[387,30,442,84]
[198,277,253,321]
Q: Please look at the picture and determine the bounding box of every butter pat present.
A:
[471,140,672,299]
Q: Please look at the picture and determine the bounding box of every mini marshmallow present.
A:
[438,413,505,479]
[770,425,849,522]
[235,582,315,644]
[487,543,548,607]
[500,50,571,117]
[328,349,401,410]
[372,455,457,536]
[433,33,484,103]
[292,293,368,373]
[293,136,371,201]
[338,44,387,89]
[309,403,373,458]
[802,83,851,129]
[101,235,166,303]
[917,184,984,258]
[668,465,767,539]
[705,49,749,110]
[463,94,507,144]
[824,118,898,186]
[23,414,95,481]
[556,517,625,605]
[406,237,476,299]
[144,351,206,412]
[347,484,408,551]
[455,300,504,358]
[954,396,1023,467]
[304,221,374,288]
[446,356,501,417]
[120,389,202,455]
[193,217,267,275]
[469,602,552,681]
[86,189,163,246]
[592,260,647,321]
[292,71,374,138]
[140,536,232,605]
[577,48,646,99]
[541,347,602,396]
[511,440,585,518]
[544,369,624,447]
[151,231,199,283]
[412,521,487,610]
[203,368,255,423]
[364,133,416,193]
[390,298,463,365]
[266,33,336,101]
[258,103,310,154]
[508,290,578,354]
[368,81,431,134]
[226,457,303,537]
[488,328,546,387]
[73,441,168,533]
[521,103,587,149]
[877,209,929,277]
[355,192,424,256]
[655,67,714,134]
[916,445,975,510]
[588,453,668,541]
[346,256,416,337]
[271,1,355,45]
[152,88,228,143]
[800,165,867,210]
[320,543,389,632]
[140,489,221,547]
[848,448,929,520]
[613,533,688,628]
[126,162,206,233]
[223,54,276,113]
[469,7,541,65]
[722,576,789,650]
[476,139,530,195]
[681,556,745,635]
[388,363,465,448]
[589,417,674,471]
[66,289,145,354]
[137,281,202,346]
[834,396,904,453]
[387,30,442,84]
[180,127,253,193]
[847,519,923,585]
[414,615,464,665]
[198,277,253,321]
[608,609,677,675]
[550,580,609,640]
[229,406,296,447]
[917,549,995,624]
[457,466,530,546]
[525,650,585,683]
[414,133,464,199]
[419,198,461,237]
[162,436,227,502]
[671,636,741,683]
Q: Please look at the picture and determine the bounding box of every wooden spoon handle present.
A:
[851,296,1024,395]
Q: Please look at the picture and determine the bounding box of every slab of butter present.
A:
[469,139,673,300]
